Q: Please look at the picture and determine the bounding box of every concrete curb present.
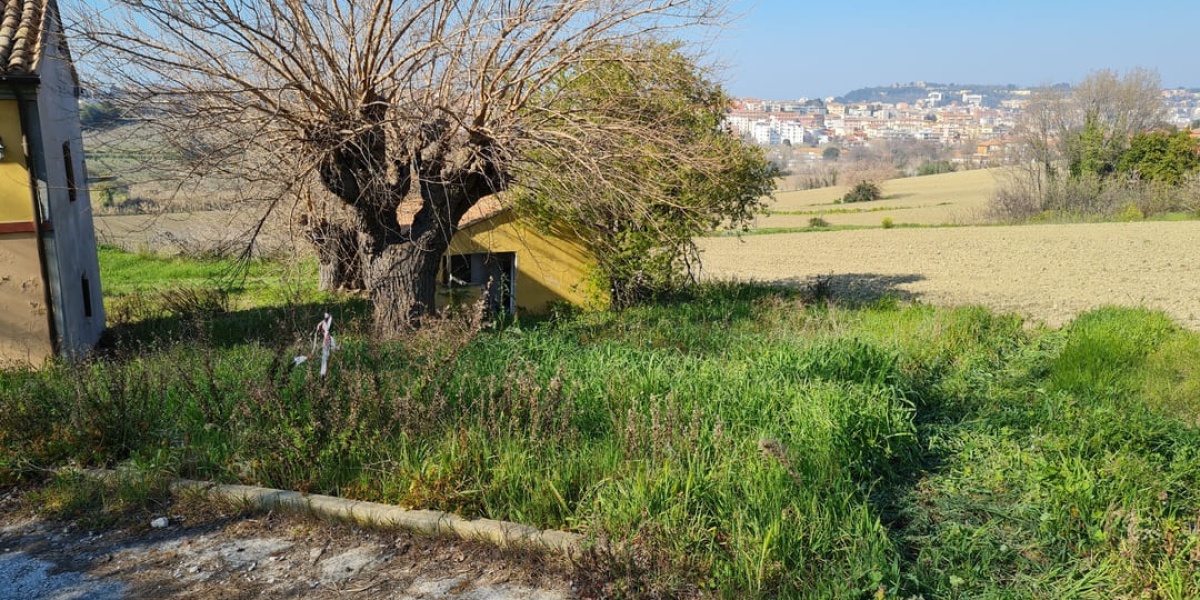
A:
[79,470,585,556]
[169,480,584,555]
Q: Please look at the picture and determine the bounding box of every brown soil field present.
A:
[759,168,1001,228]
[94,210,294,257]
[698,221,1200,330]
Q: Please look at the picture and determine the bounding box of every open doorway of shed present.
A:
[443,251,516,315]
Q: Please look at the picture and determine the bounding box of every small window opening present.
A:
[81,273,93,318]
[63,142,77,203]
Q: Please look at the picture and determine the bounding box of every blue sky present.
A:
[709,0,1199,99]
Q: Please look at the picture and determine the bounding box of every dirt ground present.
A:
[698,220,1200,330]
[0,490,574,599]
[94,210,293,257]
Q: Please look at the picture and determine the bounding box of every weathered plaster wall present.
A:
[0,232,52,364]
[32,22,105,358]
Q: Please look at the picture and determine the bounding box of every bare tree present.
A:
[998,69,1167,220]
[1012,85,1071,196]
[1015,70,1165,175]
[71,0,726,334]
[1072,68,1165,141]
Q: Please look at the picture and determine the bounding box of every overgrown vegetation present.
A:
[993,69,1200,222]
[514,42,775,309]
[4,249,1200,598]
[841,180,883,203]
[81,0,738,334]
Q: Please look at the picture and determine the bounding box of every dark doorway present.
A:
[443,252,517,315]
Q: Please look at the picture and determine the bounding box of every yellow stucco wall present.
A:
[0,99,48,364]
[0,232,52,365]
[442,212,607,314]
[0,99,32,224]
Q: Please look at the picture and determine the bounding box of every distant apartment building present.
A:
[726,112,814,145]
[750,120,779,144]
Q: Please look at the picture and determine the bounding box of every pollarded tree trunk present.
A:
[362,237,448,335]
[358,177,490,335]
[303,218,364,291]
[318,251,362,291]
[315,112,503,335]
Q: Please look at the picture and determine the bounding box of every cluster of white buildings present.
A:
[1162,89,1200,127]
[725,91,1022,151]
[725,112,821,145]
[727,87,1200,154]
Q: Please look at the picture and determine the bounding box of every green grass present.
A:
[99,245,288,297]
[718,222,940,236]
[1150,211,1200,222]
[4,248,1200,597]
[97,245,349,332]
[766,201,954,216]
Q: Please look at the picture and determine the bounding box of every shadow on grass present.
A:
[98,297,372,356]
[767,272,926,305]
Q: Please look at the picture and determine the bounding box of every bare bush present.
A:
[990,166,1200,223]
[780,164,839,191]
[988,168,1044,222]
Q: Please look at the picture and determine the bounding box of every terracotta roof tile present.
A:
[0,0,46,74]
[459,195,506,226]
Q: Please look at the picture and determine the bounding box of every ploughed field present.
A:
[699,220,1200,330]
[761,168,1000,228]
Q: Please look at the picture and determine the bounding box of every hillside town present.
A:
[725,84,1200,165]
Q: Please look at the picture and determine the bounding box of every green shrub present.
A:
[842,181,882,203]
[916,160,956,176]
[1116,202,1145,221]
[808,216,830,228]
[881,217,895,229]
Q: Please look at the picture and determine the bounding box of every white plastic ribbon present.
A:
[294,313,337,377]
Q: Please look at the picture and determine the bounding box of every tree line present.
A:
[994,69,1200,221]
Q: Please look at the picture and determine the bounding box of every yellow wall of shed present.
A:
[442,212,607,314]
[0,100,32,224]
[0,232,52,365]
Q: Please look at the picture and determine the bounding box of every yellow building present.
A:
[437,198,607,315]
[0,1,104,365]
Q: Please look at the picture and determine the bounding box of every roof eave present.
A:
[0,72,39,85]
[459,205,512,229]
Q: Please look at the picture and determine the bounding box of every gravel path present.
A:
[0,509,573,600]
[698,221,1200,330]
